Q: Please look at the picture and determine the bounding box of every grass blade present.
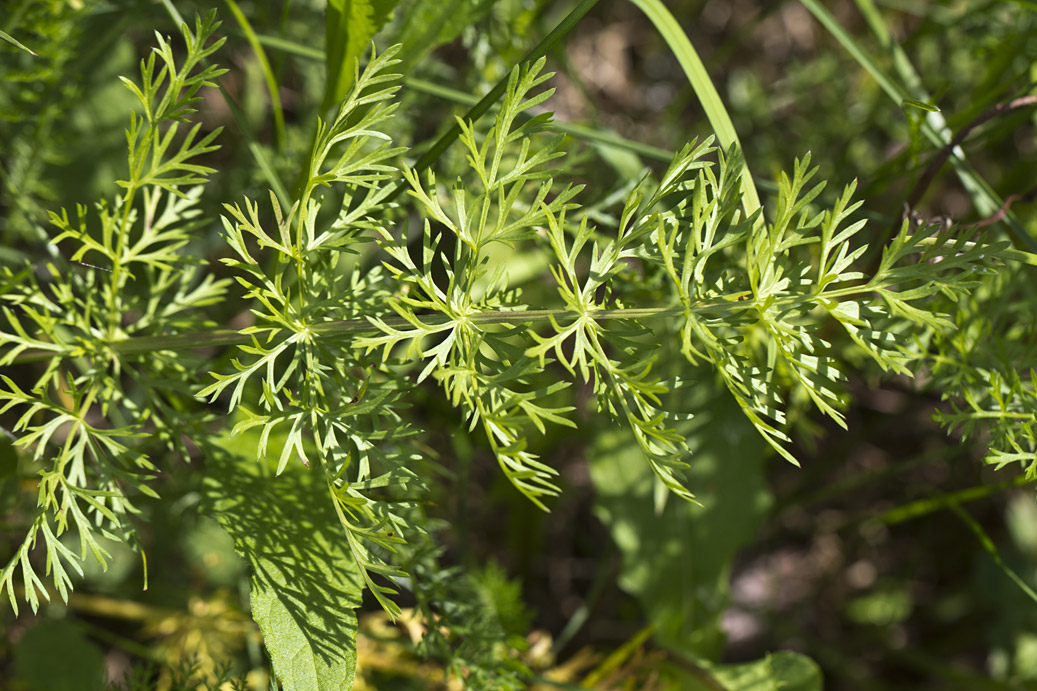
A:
[0,29,36,56]
[801,0,1035,251]
[949,501,1037,606]
[224,0,286,150]
[629,0,761,220]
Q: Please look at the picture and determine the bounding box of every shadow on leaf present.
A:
[198,433,362,691]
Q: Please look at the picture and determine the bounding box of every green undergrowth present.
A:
[2,2,1036,689]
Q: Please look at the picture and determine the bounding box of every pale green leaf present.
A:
[708,651,823,691]
[0,29,36,56]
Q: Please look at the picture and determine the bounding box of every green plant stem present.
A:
[877,473,1030,525]
[947,500,1037,606]
[25,220,1028,364]
[10,304,739,364]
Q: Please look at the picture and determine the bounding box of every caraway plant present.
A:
[2,1,1037,689]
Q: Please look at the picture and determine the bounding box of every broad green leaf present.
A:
[709,651,823,691]
[393,0,494,70]
[323,0,399,112]
[589,378,772,658]
[14,619,106,691]
[203,429,363,691]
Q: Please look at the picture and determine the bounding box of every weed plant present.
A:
[2,1,1036,689]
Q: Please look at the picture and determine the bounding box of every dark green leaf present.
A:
[203,430,364,691]
[590,381,772,657]
[14,619,106,691]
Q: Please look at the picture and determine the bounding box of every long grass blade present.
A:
[224,0,286,150]
[629,0,761,220]
[158,0,289,206]
[800,0,1035,251]
[0,29,36,56]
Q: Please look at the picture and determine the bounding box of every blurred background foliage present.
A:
[2,0,1036,689]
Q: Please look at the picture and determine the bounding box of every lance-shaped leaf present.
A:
[203,431,364,691]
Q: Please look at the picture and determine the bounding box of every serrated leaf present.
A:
[323,0,400,112]
[202,429,363,691]
[708,651,822,691]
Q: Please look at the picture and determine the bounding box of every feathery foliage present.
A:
[2,5,1035,689]
[0,10,228,616]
